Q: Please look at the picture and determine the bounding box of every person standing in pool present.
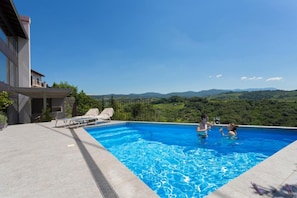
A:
[197,114,213,137]
[220,123,238,138]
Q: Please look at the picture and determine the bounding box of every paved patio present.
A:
[0,121,296,197]
[0,121,158,198]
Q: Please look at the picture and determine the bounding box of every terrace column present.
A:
[43,92,47,113]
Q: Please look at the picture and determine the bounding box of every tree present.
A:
[76,90,101,115]
[101,98,105,110]
[52,81,77,97]
[110,95,118,111]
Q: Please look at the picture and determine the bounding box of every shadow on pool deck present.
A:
[38,123,119,198]
[69,128,119,198]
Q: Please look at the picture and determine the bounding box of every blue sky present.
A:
[14,0,297,95]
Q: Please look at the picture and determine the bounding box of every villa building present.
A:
[0,0,71,124]
[31,69,47,88]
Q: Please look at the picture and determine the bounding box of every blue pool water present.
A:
[85,123,297,198]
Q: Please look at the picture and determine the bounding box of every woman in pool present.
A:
[220,123,238,138]
[197,114,213,137]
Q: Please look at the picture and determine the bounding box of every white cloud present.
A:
[266,77,283,81]
[241,76,263,80]
[216,74,222,78]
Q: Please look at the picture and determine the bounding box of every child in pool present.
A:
[220,123,238,138]
[197,114,213,137]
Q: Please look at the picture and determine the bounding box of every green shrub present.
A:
[41,107,52,122]
[0,112,7,125]
[0,91,13,112]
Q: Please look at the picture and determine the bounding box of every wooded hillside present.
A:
[96,90,297,127]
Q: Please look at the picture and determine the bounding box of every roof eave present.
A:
[0,0,28,39]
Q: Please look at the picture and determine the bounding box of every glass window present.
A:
[0,28,6,43]
[0,51,7,83]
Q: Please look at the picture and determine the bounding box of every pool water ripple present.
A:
[86,123,297,197]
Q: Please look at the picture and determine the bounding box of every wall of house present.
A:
[17,16,31,123]
[51,98,65,119]
[31,73,46,88]
[1,3,70,124]
[0,37,19,124]
[30,98,66,121]
[1,31,31,124]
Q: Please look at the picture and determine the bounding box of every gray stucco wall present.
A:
[17,17,31,123]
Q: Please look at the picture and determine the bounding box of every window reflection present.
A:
[0,28,6,43]
[0,52,6,83]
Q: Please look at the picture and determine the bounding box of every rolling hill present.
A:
[89,88,282,100]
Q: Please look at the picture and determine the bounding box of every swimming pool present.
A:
[85,122,297,198]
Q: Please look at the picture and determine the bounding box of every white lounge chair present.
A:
[55,108,99,127]
[95,108,114,122]
[67,117,98,128]
[82,108,100,118]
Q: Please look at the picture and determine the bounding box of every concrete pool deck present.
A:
[0,121,296,198]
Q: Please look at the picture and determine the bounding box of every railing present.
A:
[31,79,47,88]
